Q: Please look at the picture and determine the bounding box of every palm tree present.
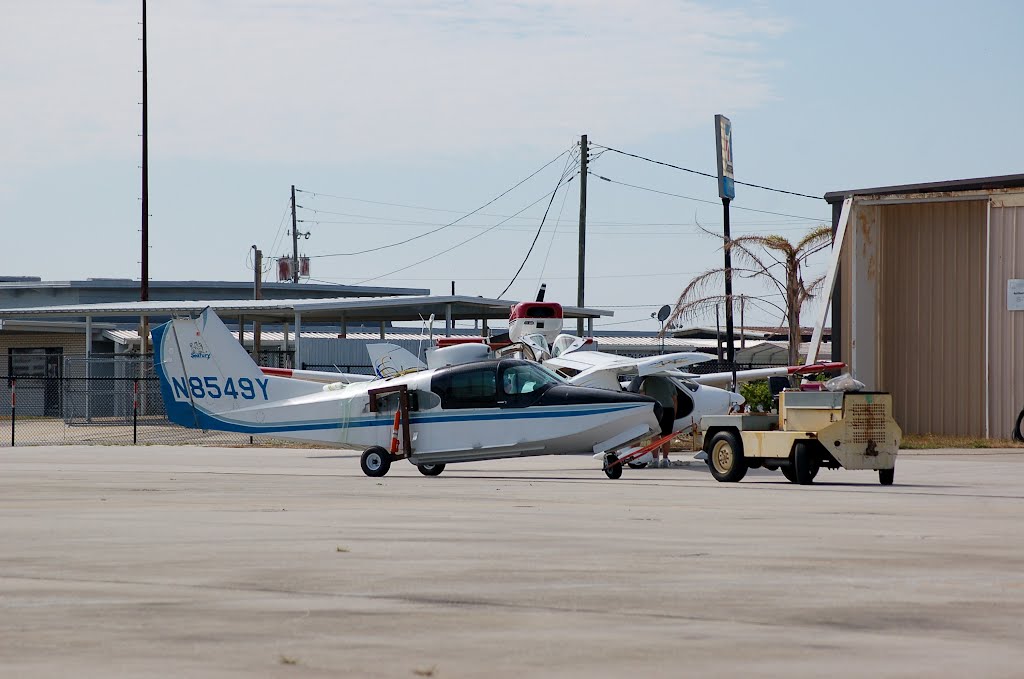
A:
[664,225,833,367]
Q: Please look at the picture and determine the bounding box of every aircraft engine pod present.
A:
[508,301,563,346]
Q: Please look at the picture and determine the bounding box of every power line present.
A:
[349,173,579,286]
[589,172,826,221]
[591,143,822,200]
[537,162,575,287]
[304,269,704,283]
[306,147,571,258]
[498,153,580,297]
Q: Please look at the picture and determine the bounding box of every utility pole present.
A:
[577,134,588,336]
[290,184,299,284]
[252,246,262,358]
[139,0,149,356]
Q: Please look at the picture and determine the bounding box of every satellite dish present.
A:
[657,304,671,323]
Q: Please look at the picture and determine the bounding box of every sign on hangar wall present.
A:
[1009,279,1024,311]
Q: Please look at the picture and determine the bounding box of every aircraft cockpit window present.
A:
[679,378,700,392]
[500,362,561,396]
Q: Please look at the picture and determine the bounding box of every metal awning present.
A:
[0,295,612,324]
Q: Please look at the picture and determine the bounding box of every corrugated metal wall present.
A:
[987,204,1024,438]
[878,201,988,436]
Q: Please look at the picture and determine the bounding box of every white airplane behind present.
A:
[152,308,664,477]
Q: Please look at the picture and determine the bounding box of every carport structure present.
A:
[0,294,611,363]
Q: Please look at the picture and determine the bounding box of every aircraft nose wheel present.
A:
[360,446,393,477]
[603,453,623,480]
[417,463,446,476]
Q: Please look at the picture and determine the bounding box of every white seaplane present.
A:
[151,308,664,477]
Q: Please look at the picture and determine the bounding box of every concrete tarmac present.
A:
[1,446,1022,678]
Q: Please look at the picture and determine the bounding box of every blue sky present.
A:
[2,0,1022,329]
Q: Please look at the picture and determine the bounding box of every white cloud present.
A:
[0,0,788,170]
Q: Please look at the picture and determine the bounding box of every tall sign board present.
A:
[715,114,735,200]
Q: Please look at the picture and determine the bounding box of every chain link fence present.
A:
[0,352,786,447]
[0,355,284,447]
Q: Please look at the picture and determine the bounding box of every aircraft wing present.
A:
[548,351,712,390]
[690,361,846,387]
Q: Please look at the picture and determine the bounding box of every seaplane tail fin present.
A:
[366,343,426,378]
[151,308,323,430]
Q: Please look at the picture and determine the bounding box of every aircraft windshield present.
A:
[500,361,565,396]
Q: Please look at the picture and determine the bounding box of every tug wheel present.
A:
[878,468,895,486]
[417,463,446,477]
[793,442,819,485]
[360,446,392,477]
[707,431,747,483]
[781,464,799,483]
[604,454,623,480]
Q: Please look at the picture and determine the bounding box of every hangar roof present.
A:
[825,173,1024,204]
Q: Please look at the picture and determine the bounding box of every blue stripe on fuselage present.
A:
[182,402,647,435]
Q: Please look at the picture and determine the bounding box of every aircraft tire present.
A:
[360,446,392,477]
[417,463,446,476]
[1013,407,1024,442]
[626,461,648,469]
[879,468,895,486]
[793,442,819,485]
[604,454,623,480]
[707,431,747,483]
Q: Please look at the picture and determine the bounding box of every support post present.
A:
[577,134,588,336]
[340,313,347,339]
[740,295,746,350]
[282,322,290,368]
[445,303,452,337]
[85,315,92,422]
[722,197,737,390]
[238,316,246,347]
[10,379,15,446]
[252,246,262,358]
[293,312,302,369]
[133,379,139,445]
[715,303,723,361]
[379,321,385,340]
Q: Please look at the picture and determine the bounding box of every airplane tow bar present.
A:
[602,429,686,480]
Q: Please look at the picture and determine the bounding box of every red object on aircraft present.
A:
[787,362,845,375]
[509,301,563,322]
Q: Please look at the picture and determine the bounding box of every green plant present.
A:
[740,379,772,412]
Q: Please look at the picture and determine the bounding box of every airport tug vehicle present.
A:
[696,386,902,485]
